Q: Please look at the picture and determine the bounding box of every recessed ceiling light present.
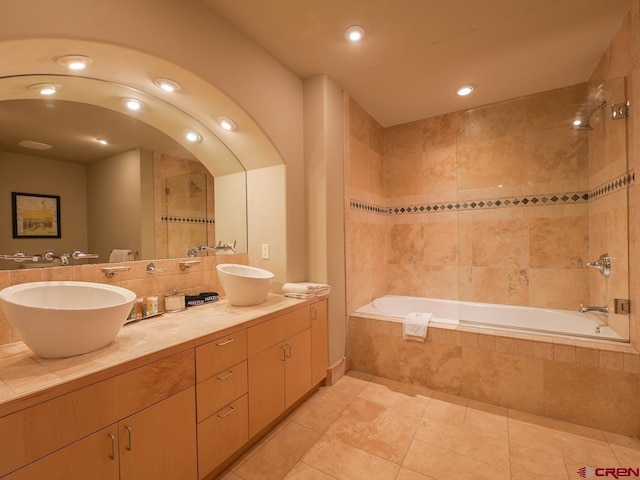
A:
[153,78,181,93]
[96,138,108,145]
[456,86,474,96]
[345,25,365,42]
[30,83,61,96]
[123,98,144,111]
[184,130,202,143]
[217,116,237,132]
[18,140,53,151]
[56,55,93,71]
[573,119,583,127]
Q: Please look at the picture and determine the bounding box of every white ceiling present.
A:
[204,0,633,127]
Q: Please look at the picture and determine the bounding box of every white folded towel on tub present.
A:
[403,312,432,342]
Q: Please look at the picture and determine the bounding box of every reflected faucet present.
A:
[579,304,609,317]
[188,241,237,257]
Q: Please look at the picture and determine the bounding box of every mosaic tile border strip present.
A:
[161,215,215,224]
[589,170,635,200]
[350,169,636,216]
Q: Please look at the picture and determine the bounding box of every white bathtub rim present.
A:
[354,295,627,343]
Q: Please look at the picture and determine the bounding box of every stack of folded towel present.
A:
[403,312,432,342]
[282,282,331,299]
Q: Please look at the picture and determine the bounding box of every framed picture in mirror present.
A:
[12,192,61,238]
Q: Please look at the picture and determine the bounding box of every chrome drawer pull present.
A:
[216,370,235,381]
[216,337,234,346]
[217,405,236,418]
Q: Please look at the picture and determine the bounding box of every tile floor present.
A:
[217,371,640,480]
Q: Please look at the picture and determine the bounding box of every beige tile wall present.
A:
[0,253,249,346]
[348,315,640,436]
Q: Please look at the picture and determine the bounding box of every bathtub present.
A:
[355,295,625,342]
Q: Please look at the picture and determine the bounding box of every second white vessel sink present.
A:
[0,281,136,358]
[216,263,274,306]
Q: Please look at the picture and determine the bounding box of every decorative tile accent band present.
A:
[350,169,635,216]
[589,170,635,200]
[161,215,215,224]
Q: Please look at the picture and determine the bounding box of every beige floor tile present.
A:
[359,409,418,464]
[282,462,339,479]
[422,394,467,427]
[357,381,420,408]
[329,374,371,396]
[307,385,357,413]
[603,431,640,450]
[235,422,321,480]
[289,400,342,433]
[509,418,619,466]
[509,444,569,480]
[395,467,437,480]
[414,419,510,468]
[303,435,400,480]
[464,400,508,440]
[324,397,386,447]
[216,471,244,480]
[563,459,597,480]
[509,409,607,444]
[403,439,510,480]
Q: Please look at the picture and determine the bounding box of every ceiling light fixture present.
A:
[18,140,53,151]
[30,83,61,96]
[456,86,474,96]
[184,130,202,143]
[345,25,365,42]
[217,116,237,132]
[153,78,181,93]
[96,138,108,145]
[56,55,93,71]
[123,98,144,111]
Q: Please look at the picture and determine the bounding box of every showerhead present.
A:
[572,101,606,130]
[188,180,202,193]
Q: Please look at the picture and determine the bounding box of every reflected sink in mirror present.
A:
[216,264,274,306]
[0,281,136,358]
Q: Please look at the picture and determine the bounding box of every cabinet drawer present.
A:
[196,360,247,423]
[196,329,247,382]
[197,394,248,479]
[247,306,310,356]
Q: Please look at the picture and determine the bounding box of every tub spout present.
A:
[579,304,608,317]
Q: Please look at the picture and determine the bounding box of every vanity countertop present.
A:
[0,294,314,416]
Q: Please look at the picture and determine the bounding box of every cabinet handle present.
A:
[216,369,235,381]
[108,433,116,460]
[216,337,234,346]
[311,307,317,320]
[217,405,236,418]
[285,343,292,358]
[280,345,286,361]
[125,425,133,451]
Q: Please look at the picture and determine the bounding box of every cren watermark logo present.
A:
[578,467,640,478]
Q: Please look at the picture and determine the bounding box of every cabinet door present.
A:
[285,328,312,408]
[311,299,328,385]
[2,426,119,480]
[248,342,286,437]
[119,387,197,480]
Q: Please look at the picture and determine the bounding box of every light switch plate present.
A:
[261,243,270,260]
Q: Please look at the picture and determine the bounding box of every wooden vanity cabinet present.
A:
[247,306,312,437]
[1,351,197,480]
[311,299,328,385]
[195,328,249,479]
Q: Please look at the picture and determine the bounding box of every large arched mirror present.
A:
[0,74,247,269]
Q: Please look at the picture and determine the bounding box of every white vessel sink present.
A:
[0,281,136,358]
[216,263,274,306]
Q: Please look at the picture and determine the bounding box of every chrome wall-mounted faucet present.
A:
[579,304,609,317]
[583,253,611,277]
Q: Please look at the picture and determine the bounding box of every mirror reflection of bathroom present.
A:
[154,154,215,259]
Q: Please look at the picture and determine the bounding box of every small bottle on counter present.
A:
[147,295,159,315]
[135,297,144,318]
